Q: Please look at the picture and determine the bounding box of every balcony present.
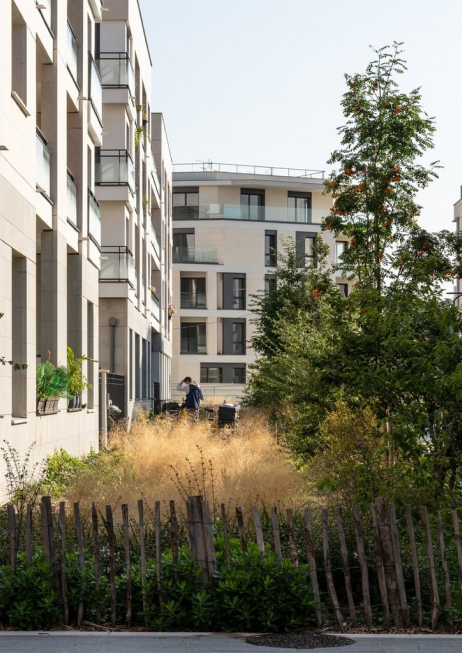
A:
[149,221,161,258]
[173,247,218,264]
[37,0,51,29]
[181,291,206,309]
[173,161,325,179]
[67,170,77,227]
[36,127,50,197]
[96,149,135,190]
[151,291,160,322]
[173,204,327,224]
[67,21,78,84]
[100,246,136,286]
[88,189,101,246]
[97,53,135,97]
[89,54,103,122]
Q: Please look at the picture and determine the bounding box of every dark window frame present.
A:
[200,366,223,384]
[241,188,265,221]
[288,191,312,223]
[180,277,206,309]
[265,230,277,267]
[173,187,200,220]
[180,322,207,354]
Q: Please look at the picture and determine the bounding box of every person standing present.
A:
[176,377,204,420]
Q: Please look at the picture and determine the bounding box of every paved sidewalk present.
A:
[0,633,461,653]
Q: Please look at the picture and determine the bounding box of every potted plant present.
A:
[36,362,70,414]
[168,304,176,319]
[67,347,95,410]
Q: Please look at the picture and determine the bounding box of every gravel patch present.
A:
[245,633,356,649]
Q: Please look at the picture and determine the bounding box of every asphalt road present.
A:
[0,633,461,653]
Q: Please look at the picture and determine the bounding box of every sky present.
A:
[139,0,462,234]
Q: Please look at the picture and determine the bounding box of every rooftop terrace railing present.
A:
[173,162,325,179]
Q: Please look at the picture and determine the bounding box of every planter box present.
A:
[44,397,59,414]
[36,398,46,414]
[68,395,82,411]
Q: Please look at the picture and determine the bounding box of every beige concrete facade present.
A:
[0,0,103,479]
[171,166,350,401]
[96,0,173,419]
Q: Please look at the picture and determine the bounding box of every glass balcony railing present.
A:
[36,127,50,197]
[89,54,103,121]
[148,154,160,195]
[100,246,136,286]
[67,21,78,83]
[150,221,161,258]
[151,291,160,321]
[141,278,146,304]
[96,149,135,189]
[37,0,51,29]
[173,247,218,263]
[181,292,207,309]
[97,53,135,97]
[173,204,328,224]
[67,170,77,227]
[88,189,101,246]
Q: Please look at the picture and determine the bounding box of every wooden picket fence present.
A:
[4,495,462,630]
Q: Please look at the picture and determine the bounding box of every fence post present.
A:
[187,496,209,585]
[285,508,299,567]
[91,503,101,625]
[352,505,373,629]
[421,506,439,630]
[138,500,148,623]
[271,507,283,565]
[221,503,230,566]
[374,498,404,628]
[336,507,357,628]
[321,508,343,630]
[105,504,117,626]
[59,502,69,626]
[371,500,391,628]
[25,504,32,569]
[235,506,248,553]
[169,500,179,568]
[303,508,322,628]
[252,506,265,557]
[201,499,217,581]
[405,505,422,628]
[437,511,453,629]
[389,503,409,626]
[121,504,132,627]
[452,510,462,602]
[155,501,163,601]
[7,505,17,570]
[73,502,85,627]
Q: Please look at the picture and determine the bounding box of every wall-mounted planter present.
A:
[68,394,82,411]
[37,397,59,415]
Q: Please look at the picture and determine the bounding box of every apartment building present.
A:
[171,163,349,399]
[96,1,173,418]
[0,0,103,464]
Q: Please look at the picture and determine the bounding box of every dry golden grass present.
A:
[64,410,308,513]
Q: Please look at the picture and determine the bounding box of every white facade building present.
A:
[96,0,173,419]
[170,163,349,401]
[0,0,103,465]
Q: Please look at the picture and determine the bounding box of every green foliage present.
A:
[0,556,61,630]
[36,362,70,399]
[67,347,94,397]
[135,126,148,149]
[40,447,101,497]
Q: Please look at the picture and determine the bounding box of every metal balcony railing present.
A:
[99,246,136,286]
[67,21,78,83]
[96,149,135,190]
[181,292,207,309]
[173,247,218,264]
[173,161,325,179]
[36,127,50,197]
[89,53,103,121]
[97,52,135,96]
[67,170,77,227]
[88,188,101,246]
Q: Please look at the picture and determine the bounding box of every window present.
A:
[296,232,317,267]
[173,188,199,219]
[265,231,277,267]
[288,192,311,223]
[337,283,349,297]
[180,322,207,354]
[223,319,246,355]
[336,241,347,263]
[12,4,27,106]
[232,277,245,309]
[223,273,246,310]
[233,366,246,384]
[241,188,264,220]
[181,277,206,308]
[265,274,276,294]
[173,230,195,263]
[200,366,223,384]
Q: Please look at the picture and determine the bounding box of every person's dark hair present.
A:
[184,376,192,383]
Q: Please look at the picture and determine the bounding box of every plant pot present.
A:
[45,397,59,414]
[68,395,76,410]
[36,398,46,414]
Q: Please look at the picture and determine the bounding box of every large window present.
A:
[288,192,311,223]
[233,366,246,384]
[241,188,264,221]
[12,4,27,106]
[180,322,207,354]
[296,233,316,267]
[337,283,349,297]
[223,273,246,310]
[232,322,245,354]
[173,230,195,262]
[265,231,277,266]
[181,277,206,308]
[265,274,276,295]
[200,366,223,384]
[173,189,199,220]
[336,241,347,263]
